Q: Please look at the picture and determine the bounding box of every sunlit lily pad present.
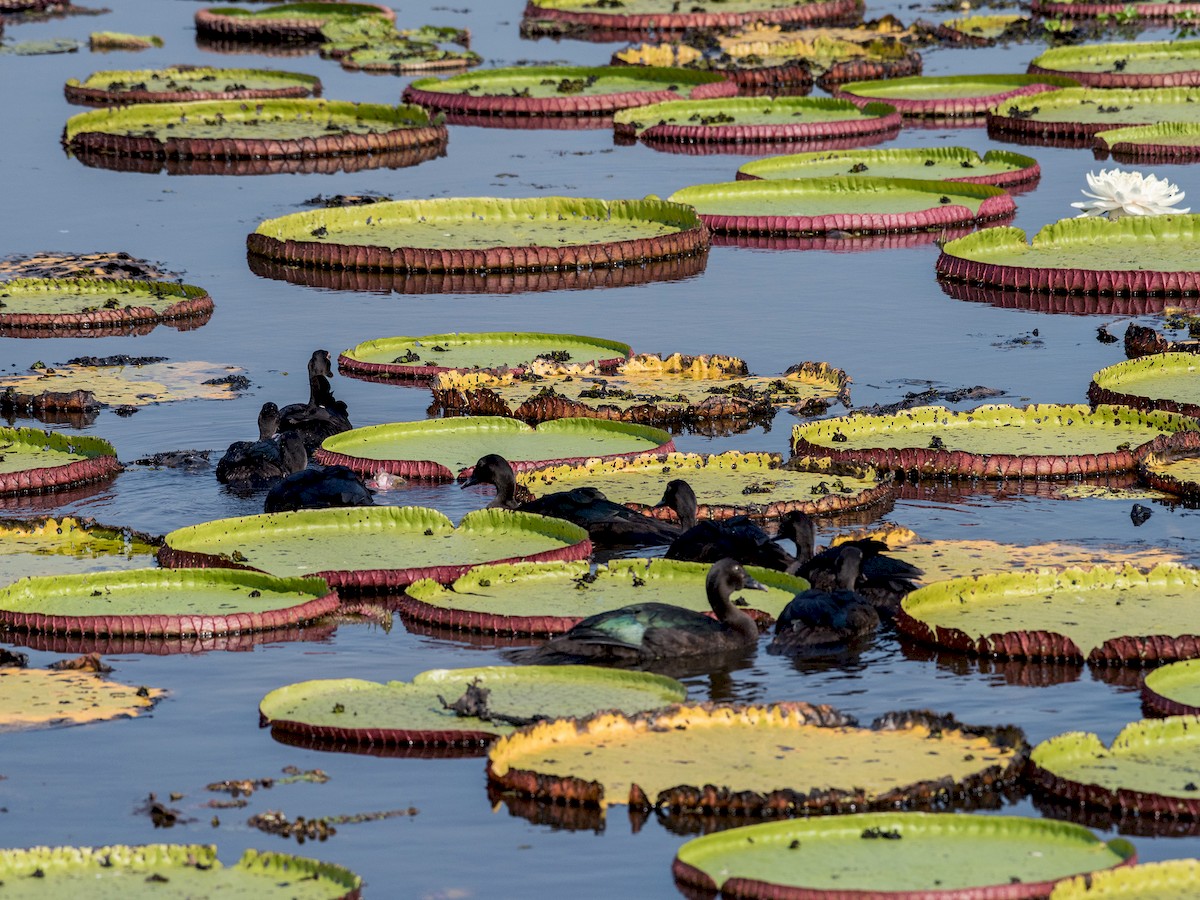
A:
[195,2,395,42]
[669,177,1014,235]
[521,0,862,35]
[1095,123,1200,163]
[260,665,686,747]
[400,558,806,634]
[0,516,159,586]
[520,451,891,521]
[989,87,1200,140]
[487,704,1027,814]
[1029,41,1200,89]
[401,65,736,118]
[1142,659,1200,716]
[338,332,631,382]
[248,196,708,274]
[898,563,1200,665]
[0,568,337,636]
[0,845,361,897]
[63,99,446,163]
[0,277,212,336]
[834,74,1077,117]
[65,66,322,106]
[159,507,591,592]
[315,417,674,481]
[0,359,247,408]
[1051,860,1200,899]
[0,426,120,497]
[936,14,1031,45]
[339,40,481,74]
[613,96,900,145]
[88,32,164,51]
[937,216,1200,295]
[673,812,1134,898]
[1031,0,1200,18]
[1138,431,1200,499]
[1089,353,1200,417]
[1030,716,1200,818]
[737,146,1040,189]
[0,668,163,733]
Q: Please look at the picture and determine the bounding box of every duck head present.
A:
[776,510,816,562]
[461,454,518,507]
[257,402,280,441]
[655,479,699,530]
[706,557,766,639]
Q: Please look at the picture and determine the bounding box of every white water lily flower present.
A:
[1072,168,1190,218]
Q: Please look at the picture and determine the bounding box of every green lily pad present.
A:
[0,668,165,733]
[0,426,120,497]
[1051,860,1200,899]
[1029,40,1200,89]
[195,2,395,43]
[521,0,861,34]
[0,845,360,898]
[668,177,1015,236]
[834,74,1078,117]
[673,812,1135,897]
[0,568,337,636]
[315,417,674,481]
[738,147,1041,189]
[88,32,164,51]
[340,40,481,74]
[338,331,631,382]
[248,196,708,274]
[898,563,1200,664]
[400,558,807,634]
[990,87,1200,139]
[0,277,212,336]
[937,14,1031,44]
[1142,659,1200,716]
[1138,431,1200,499]
[1089,352,1200,416]
[0,359,247,408]
[260,665,686,746]
[160,507,590,592]
[937,216,1200,294]
[65,67,322,106]
[520,451,890,521]
[1030,716,1200,817]
[1031,0,1200,19]
[1095,123,1200,163]
[0,516,159,586]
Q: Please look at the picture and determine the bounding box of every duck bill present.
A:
[742,572,769,592]
[459,473,482,489]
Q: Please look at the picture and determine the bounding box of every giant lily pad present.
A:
[487,704,1027,814]
[1095,123,1200,163]
[314,417,674,481]
[159,507,591,592]
[0,845,361,897]
[613,96,900,145]
[898,563,1200,665]
[195,2,395,42]
[0,426,120,497]
[63,100,445,164]
[936,14,1031,46]
[1030,716,1200,819]
[339,39,481,74]
[988,87,1200,140]
[0,668,164,733]
[1138,431,1200,499]
[338,332,631,383]
[1029,41,1200,89]
[521,0,862,34]
[399,558,806,635]
[1051,860,1200,899]
[0,516,159,586]
[401,66,735,119]
[64,67,322,106]
[259,665,686,747]
[669,177,1014,235]
[1142,658,1200,716]
[793,404,1199,478]
[1089,353,1200,417]
[0,359,247,408]
[834,74,1078,117]
[0,277,212,336]
[1031,0,1200,18]
[737,146,1041,189]
[937,216,1200,295]
[673,812,1135,898]
[247,196,708,274]
[0,568,338,636]
[520,451,891,521]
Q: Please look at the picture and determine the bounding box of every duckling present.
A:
[215,402,295,489]
[658,479,795,571]
[461,454,683,547]
[770,546,879,652]
[518,558,765,665]
[278,350,352,453]
[263,432,375,513]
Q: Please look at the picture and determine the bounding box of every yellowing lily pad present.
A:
[0,668,164,732]
[0,516,159,586]
[0,360,247,408]
[1051,860,1200,899]
[260,665,686,747]
[937,14,1031,44]
[1089,353,1200,417]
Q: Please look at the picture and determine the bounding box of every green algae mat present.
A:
[0,426,120,497]
[1142,658,1200,716]
[1096,123,1200,163]
[673,812,1135,897]
[520,451,890,520]
[738,146,1041,189]
[487,704,1027,813]
[338,331,631,382]
[260,665,686,747]
[0,668,164,733]
[64,99,445,160]
[160,507,590,592]
[0,845,361,898]
[400,558,807,634]
[989,87,1200,139]
[1030,716,1200,818]
[248,196,708,273]
[65,66,322,106]
[669,177,1015,236]
[315,417,674,481]
[898,563,1200,665]
[937,216,1200,294]
[792,403,1196,477]
[0,516,159,586]
[1029,41,1200,89]
[834,73,1078,117]
[1052,860,1200,899]
[0,277,212,335]
[0,568,337,636]
[1089,353,1200,416]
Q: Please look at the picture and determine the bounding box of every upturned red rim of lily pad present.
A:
[832,74,1078,117]
[0,277,213,334]
[1095,123,1200,164]
[64,67,323,107]
[73,145,446,177]
[0,426,121,497]
[1088,353,1200,418]
[1031,0,1200,16]
[194,3,395,42]
[1028,41,1200,89]
[1136,430,1200,499]
[939,279,1194,316]
[521,0,864,32]
[736,147,1041,190]
[987,87,1200,140]
[4,621,339,656]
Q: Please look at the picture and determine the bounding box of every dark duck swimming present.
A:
[461,453,683,547]
[770,545,880,653]
[278,349,352,453]
[263,432,375,513]
[216,402,297,489]
[658,479,795,571]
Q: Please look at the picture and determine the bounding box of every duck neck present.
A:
[489,465,520,509]
[708,586,758,642]
[258,414,278,442]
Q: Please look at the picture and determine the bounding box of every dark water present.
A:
[2,2,1200,896]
